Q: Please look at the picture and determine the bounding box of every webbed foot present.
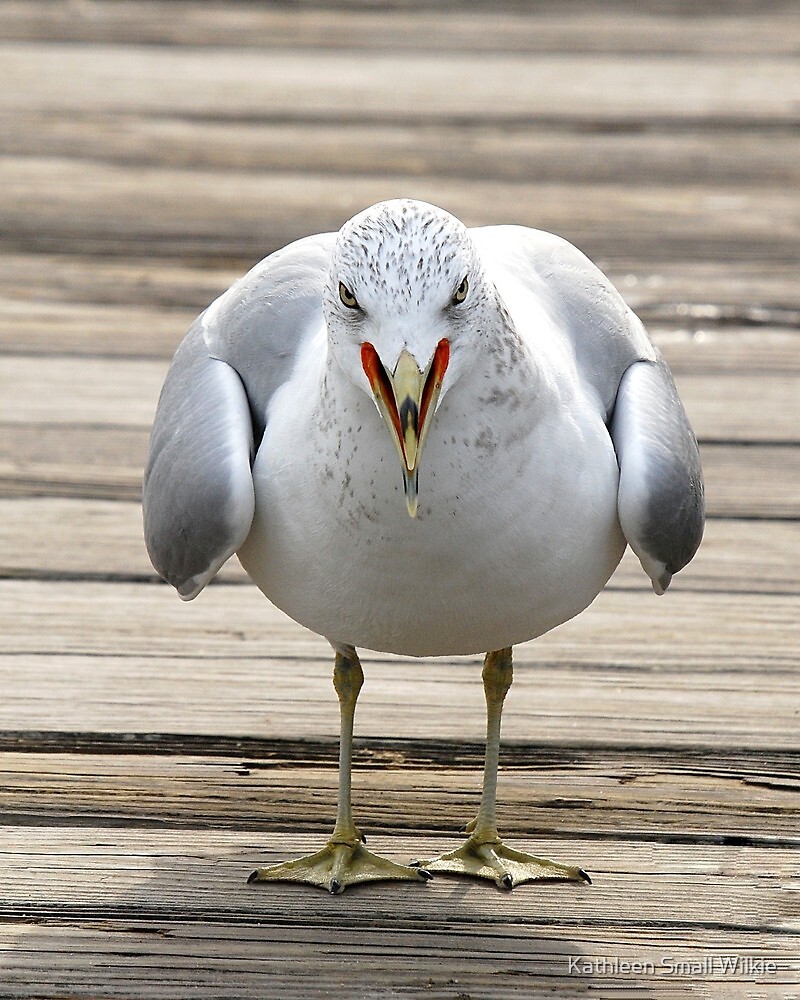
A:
[412,836,590,890]
[249,837,432,895]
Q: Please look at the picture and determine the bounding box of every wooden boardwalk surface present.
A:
[1,2,799,997]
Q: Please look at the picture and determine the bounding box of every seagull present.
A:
[143,199,704,894]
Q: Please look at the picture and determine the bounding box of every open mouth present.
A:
[360,338,450,516]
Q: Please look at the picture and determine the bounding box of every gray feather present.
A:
[143,325,255,599]
[611,359,705,593]
[143,232,335,599]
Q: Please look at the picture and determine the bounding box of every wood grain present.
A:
[2,155,798,263]
[3,110,799,188]
[3,42,799,122]
[0,829,795,999]
[2,579,799,752]
[3,1,800,55]
[2,743,800,839]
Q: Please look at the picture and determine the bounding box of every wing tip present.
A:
[177,574,208,601]
[651,571,672,596]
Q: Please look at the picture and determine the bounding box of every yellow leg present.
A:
[412,647,591,889]
[248,647,431,894]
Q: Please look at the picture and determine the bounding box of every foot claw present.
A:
[330,878,342,895]
[578,867,592,885]
[501,872,513,889]
[416,867,433,881]
[247,870,260,884]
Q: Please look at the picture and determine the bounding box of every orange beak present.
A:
[360,338,450,516]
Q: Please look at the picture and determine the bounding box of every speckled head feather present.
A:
[329,199,479,316]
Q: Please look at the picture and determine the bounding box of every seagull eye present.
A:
[452,276,469,305]
[339,282,360,310]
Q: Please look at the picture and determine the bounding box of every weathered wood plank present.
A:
[2,113,798,191]
[3,293,799,377]
[3,642,800,752]
[2,580,798,749]
[680,374,798,442]
[4,44,799,125]
[5,576,800,670]
[2,1,799,56]
[0,295,195,359]
[610,260,800,318]
[1,748,798,841]
[2,646,799,750]
[697,444,800,519]
[0,252,239,314]
[0,424,147,500]
[1,827,797,928]
[644,326,800,376]
[1,356,164,426]
[0,827,797,924]
[0,824,795,999]
[3,500,799,596]
[0,919,794,1000]
[2,156,798,263]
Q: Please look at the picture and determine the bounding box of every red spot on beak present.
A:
[419,338,450,430]
[361,341,403,442]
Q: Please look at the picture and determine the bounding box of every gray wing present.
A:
[610,359,705,593]
[143,232,335,600]
[143,325,255,599]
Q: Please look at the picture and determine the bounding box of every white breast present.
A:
[238,333,625,657]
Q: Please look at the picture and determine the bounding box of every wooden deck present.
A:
[1,2,799,997]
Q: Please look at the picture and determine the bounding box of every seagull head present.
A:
[324,199,491,517]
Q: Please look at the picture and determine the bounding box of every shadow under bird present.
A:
[143,199,704,894]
